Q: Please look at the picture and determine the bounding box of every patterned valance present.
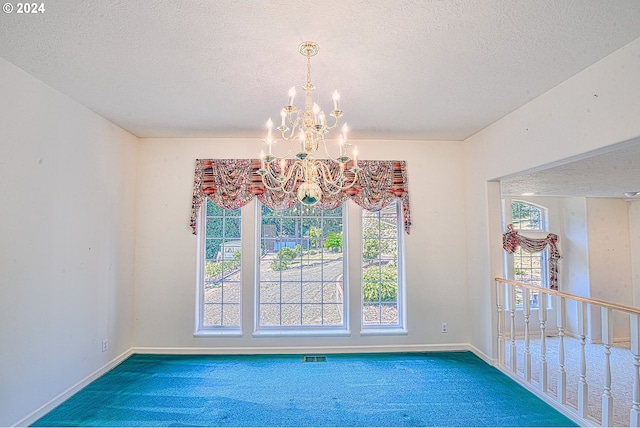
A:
[502,224,561,290]
[190,159,411,234]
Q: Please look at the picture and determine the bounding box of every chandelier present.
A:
[258,41,360,205]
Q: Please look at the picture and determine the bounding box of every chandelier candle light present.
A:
[258,41,360,205]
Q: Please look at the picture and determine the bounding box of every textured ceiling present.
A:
[1,0,640,141]
[500,138,640,199]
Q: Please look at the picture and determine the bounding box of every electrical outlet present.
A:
[101,339,108,352]
[441,323,448,333]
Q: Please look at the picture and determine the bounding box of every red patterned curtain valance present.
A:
[502,224,561,290]
[190,159,411,234]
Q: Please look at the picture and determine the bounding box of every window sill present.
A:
[194,329,243,337]
[361,327,408,336]
[253,328,351,338]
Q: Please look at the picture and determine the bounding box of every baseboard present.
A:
[14,348,133,427]
[494,365,597,427]
[467,344,493,365]
[132,343,471,355]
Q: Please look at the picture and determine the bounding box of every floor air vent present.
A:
[303,355,327,363]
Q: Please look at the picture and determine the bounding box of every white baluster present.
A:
[509,284,517,373]
[578,301,589,418]
[539,292,548,392]
[557,296,567,405]
[524,288,531,381]
[601,307,613,427]
[631,314,640,427]
[496,280,505,366]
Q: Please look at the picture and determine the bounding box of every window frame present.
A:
[502,199,551,310]
[253,201,350,337]
[361,200,407,335]
[194,199,243,337]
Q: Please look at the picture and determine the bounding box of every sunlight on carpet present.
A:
[33,352,577,427]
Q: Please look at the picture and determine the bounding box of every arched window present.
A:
[503,200,549,308]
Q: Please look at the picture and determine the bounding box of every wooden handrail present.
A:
[495,277,640,316]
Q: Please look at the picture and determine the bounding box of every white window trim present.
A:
[253,201,350,336]
[502,198,552,311]
[194,201,242,336]
[361,200,407,334]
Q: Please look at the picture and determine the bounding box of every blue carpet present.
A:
[32,352,577,427]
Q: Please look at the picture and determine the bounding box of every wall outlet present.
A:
[101,339,108,352]
[441,323,448,333]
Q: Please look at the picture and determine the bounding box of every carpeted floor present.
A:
[32,352,577,427]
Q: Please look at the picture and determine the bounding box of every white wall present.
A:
[586,198,633,341]
[499,195,634,342]
[0,58,138,426]
[464,36,640,360]
[630,201,640,308]
[133,138,470,354]
[560,197,590,336]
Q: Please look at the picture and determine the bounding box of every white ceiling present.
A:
[1,1,640,197]
[1,0,640,141]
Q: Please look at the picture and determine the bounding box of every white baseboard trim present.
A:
[14,348,133,427]
[494,364,597,427]
[467,344,493,365]
[132,343,472,355]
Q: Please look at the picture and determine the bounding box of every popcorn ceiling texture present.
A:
[1,0,639,140]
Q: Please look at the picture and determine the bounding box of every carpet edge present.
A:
[131,343,471,355]
[14,348,134,427]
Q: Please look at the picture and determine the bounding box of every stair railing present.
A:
[495,277,640,427]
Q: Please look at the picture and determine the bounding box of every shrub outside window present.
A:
[256,202,347,333]
[362,201,405,330]
[195,199,242,334]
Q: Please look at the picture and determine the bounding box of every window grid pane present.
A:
[258,202,344,328]
[510,200,548,309]
[202,198,241,327]
[362,203,401,327]
[511,201,545,231]
[513,247,544,308]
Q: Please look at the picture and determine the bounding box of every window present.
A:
[257,202,346,332]
[511,200,546,231]
[195,198,242,334]
[362,201,405,331]
[505,200,549,308]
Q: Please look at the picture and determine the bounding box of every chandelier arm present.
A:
[261,164,300,191]
[324,114,340,131]
[320,138,346,163]
[321,173,359,195]
[282,161,303,185]
[260,173,286,191]
[264,143,294,161]
[282,110,301,140]
[280,126,297,141]
[315,161,358,192]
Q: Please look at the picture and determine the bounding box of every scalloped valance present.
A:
[503,224,561,290]
[190,159,411,234]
